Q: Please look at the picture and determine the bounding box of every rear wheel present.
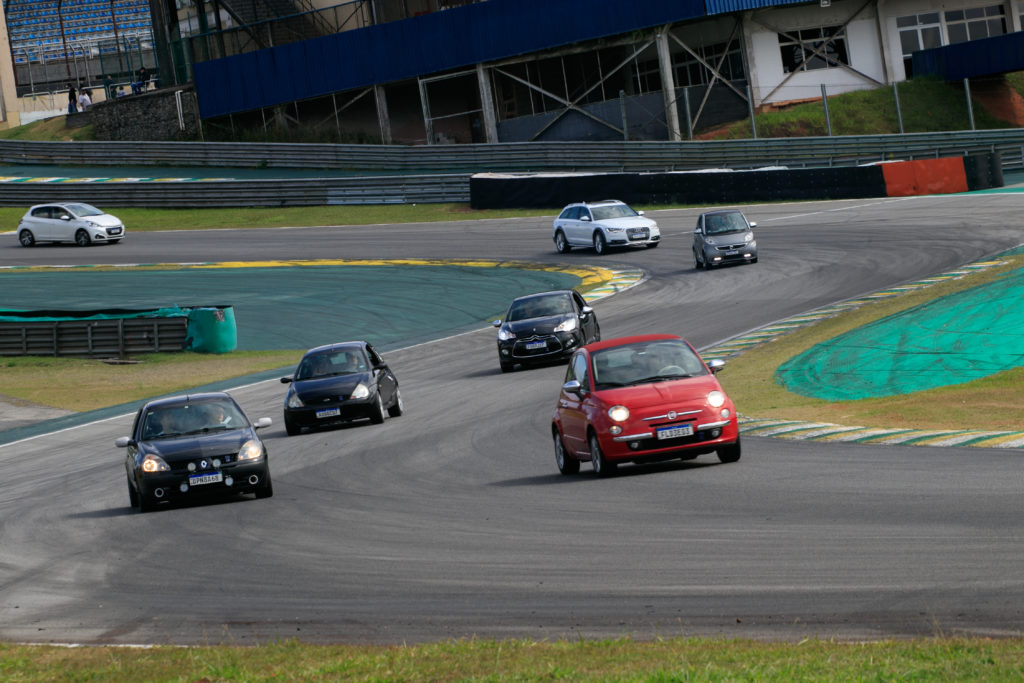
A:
[589,433,616,477]
[255,470,274,499]
[554,230,570,254]
[554,428,580,475]
[18,230,35,247]
[717,436,741,463]
[369,393,385,424]
[593,232,606,255]
[387,388,404,417]
[75,229,91,247]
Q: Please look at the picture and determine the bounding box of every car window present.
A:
[66,203,103,217]
[366,345,383,367]
[297,350,367,379]
[507,294,572,321]
[591,204,638,221]
[32,207,55,219]
[706,213,748,235]
[565,352,589,388]
[571,291,586,311]
[558,207,575,220]
[592,340,707,388]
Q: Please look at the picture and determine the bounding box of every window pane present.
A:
[897,15,916,28]
[900,31,921,54]
[988,18,1005,35]
[968,20,988,40]
[945,10,964,21]
[947,24,969,44]
[922,27,941,49]
[921,12,940,23]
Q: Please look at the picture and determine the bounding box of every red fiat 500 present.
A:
[551,334,740,476]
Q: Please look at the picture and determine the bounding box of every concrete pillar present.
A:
[656,29,681,142]
[476,63,498,143]
[374,84,392,145]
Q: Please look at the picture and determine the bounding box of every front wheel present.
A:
[499,359,514,373]
[593,232,606,255]
[284,415,300,436]
[717,436,741,463]
[387,388,404,417]
[589,433,616,477]
[126,477,138,508]
[255,470,274,499]
[554,428,580,475]
[693,249,702,270]
[18,230,35,247]
[646,241,659,249]
[554,230,570,254]
[369,392,385,424]
[75,229,91,247]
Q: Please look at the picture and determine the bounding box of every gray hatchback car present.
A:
[693,209,757,269]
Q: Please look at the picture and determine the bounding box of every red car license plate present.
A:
[657,424,694,440]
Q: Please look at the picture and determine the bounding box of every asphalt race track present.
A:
[1,193,1023,645]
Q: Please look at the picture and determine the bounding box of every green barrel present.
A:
[185,306,237,354]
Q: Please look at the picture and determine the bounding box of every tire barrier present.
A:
[469,152,1004,209]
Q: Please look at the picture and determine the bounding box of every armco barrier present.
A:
[469,153,1003,209]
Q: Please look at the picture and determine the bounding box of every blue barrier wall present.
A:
[912,32,1024,81]
[194,0,706,119]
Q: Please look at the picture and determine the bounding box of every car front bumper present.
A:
[599,417,739,462]
[137,459,269,501]
[284,397,379,428]
[498,331,581,365]
[703,242,756,265]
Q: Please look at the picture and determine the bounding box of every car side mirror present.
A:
[580,305,593,317]
[491,319,502,327]
[706,358,726,374]
[580,215,591,222]
[693,227,702,235]
[280,376,292,384]
[637,210,645,216]
[60,215,71,221]
[748,221,757,229]
[562,379,583,395]
[253,417,272,429]
[114,436,133,448]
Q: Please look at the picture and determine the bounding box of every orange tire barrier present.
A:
[882,157,969,197]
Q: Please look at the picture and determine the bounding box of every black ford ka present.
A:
[116,392,273,512]
[280,340,403,436]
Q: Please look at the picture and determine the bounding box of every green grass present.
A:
[3,637,1024,681]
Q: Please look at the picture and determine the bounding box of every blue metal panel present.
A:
[195,0,707,119]
[705,0,809,15]
[912,32,1024,82]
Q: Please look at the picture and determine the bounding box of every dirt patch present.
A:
[970,76,1024,126]
[0,394,72,433]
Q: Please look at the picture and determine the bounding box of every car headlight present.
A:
[237,439,263,461]
[604,226,624,233]
[707,391,726,408]
[350,383,370,399]
[608,405,630,422]
[553,318,577,333]
[744,232,754,243]
[287,390,305,408]
[141,453,170,473]
[497,326,514,341]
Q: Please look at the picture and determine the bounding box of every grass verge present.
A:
[3,637,1024,681]
[717,254,1024,431]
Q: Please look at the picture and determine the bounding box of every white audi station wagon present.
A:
[553,199,660,255]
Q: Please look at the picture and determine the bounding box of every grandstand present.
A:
[4,0,153,98]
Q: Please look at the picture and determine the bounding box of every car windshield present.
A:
[591,340,708,389]
[507,294,572,322]
[141,401,246,439]
[590,204,638,220]
[295,349,368,380]
[64,203,104,217]
[705,212,748,235]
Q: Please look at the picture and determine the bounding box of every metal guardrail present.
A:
[0,130,1019,206]
[0,317,188,357]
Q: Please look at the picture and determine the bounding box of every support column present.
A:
[476,63,498,143]
[656,29,681,142]
[374,84,392,145]
[417,77,433,144]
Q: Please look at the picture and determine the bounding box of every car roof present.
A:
[582,333,686,353]
[565,199,626,208]
[700,208,744,216]
[141,391,235,410]
[302,340,368,356]
[510,290,573,303]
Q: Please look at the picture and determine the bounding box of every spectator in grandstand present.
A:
[133,66,148,95]
[77,89,92,111]
[67,84,77,114]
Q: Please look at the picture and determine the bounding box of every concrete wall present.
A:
[90,85,200,141]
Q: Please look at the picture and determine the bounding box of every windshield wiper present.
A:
[628,374,691,385]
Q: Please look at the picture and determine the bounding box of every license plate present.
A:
[525,341,546,350]
[190,472,223,486]
[316,407,341,419]
[109,227,122,235]
[726,250,739,255]
[657,424,694,440]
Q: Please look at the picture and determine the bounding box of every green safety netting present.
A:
[777,267,1024,400]
[0,306,190,322]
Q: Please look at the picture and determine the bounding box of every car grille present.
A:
[627,227,649,241]
[714,242,746,251]
[512,334,563,358]
[169,452,236,474]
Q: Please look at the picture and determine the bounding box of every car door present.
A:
[693,216,706,259]
[366,344,397,406]
[574,206,595,246]
[26,206,56,240]
[571,290,598,343]
[557,351,591,456]
[51,206,77,242]
[559,206,582,245]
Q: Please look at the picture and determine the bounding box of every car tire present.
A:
[127,477,138,508]
[499,359,514,373]
[589,433,616,477]
[255,470,274,499]
[703,254,714,270]
[750,257,758,264]
[369,393,385,424]
[646,241,659,249]
[387,388,404,417]
[554,428,580,475]
[693,249,702,269]
[717,436,741,464]
[284,415,300,436]
[18,229,35,247]
[593,231,606,255]
[109,239,121,245]
[135,483,154,513]
[75,229,91,247]
[554,230,570,254]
